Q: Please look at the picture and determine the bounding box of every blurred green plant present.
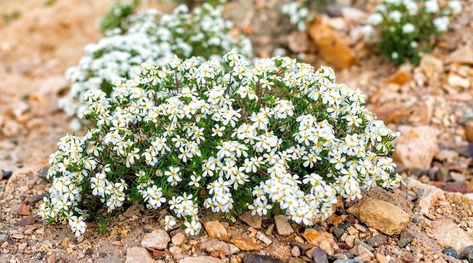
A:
[100,0,140,33]
[281,0,336,31]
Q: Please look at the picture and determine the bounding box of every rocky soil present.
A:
[1,0,473,262]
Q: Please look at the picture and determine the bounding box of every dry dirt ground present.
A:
[0,0,473,263]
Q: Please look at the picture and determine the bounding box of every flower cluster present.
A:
[363,0,462,64]
[281,0,334,31]
[59,4,252,118]
[41,51,400,237]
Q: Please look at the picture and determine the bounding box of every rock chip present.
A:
[274,215,293,236]
[287,31,309,53]
[393,126,438,170]
[446,45,473,65]
[448,74,470,89]
[442,248,460,259]
[313,248,329,263]
[302,229,337,255]
[230,236,261,251]
[256,231,272,245]
[365,235,387,248]
[267,245,291,261]
[200,239,230,255]
[239,212,262,229]
[420,54,444,78]
[125,247,154,263]
[431,221,473,252]
[348,197,409,235]
[465,121,473,143]
[181,256,224,263]
[406,177,444,215]
[385,70,412,85]
[308,20,356,69]
[172,232,186,246]
[243,254,282,263]
[397,229,415,248]
[141,229,170,250]
[203,221,228,241]
[460,245,473,262]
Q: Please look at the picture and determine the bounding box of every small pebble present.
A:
[442,248,460,259]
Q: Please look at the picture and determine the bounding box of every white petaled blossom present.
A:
[366,0,462,64]
[41,51,400,237]
[59,4,252,119]
[281,2,310,31]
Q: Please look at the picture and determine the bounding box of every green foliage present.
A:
[100,0,140,33]
[365,0,461,65]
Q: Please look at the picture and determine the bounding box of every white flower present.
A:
[389,11,402,23]
[448,1,462,14]
[402,23,415,34]
[367,13,383,25]
[433,16,449,32]
[425,0,439,13]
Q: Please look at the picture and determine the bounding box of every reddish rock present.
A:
[308,20,356,69]
[230,236,261,251]
[465,121,473,143]
[18,202,31,216]
[203,221,228,241]
[385,70,412,85]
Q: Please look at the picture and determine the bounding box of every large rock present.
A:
[393,126,438,170]
[308,20,356,69]
[274,215,293,236]
[125,247,154,263]
[181,256,224,263]
[406,178,444,215]
[141,229,170,250]
[431,221,473,252]
[203,221,228,241]
[446,45,473,65]
[348,198,409,235]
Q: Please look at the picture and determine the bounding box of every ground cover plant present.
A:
[281,0,335,31]
[41,51,400,236]
[59,3,252,119]
[364,0,462,65]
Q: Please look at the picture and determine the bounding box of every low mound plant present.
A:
[363,0,462,65]
[41,51,400,236]
[281,0,335,31]
[59,3,252,118]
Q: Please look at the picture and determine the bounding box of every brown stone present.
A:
[181,256,224,263]
[431,221,473,252]
[203,221,228,241]
[446,45,473,65]
[302,229,337,255]
[308,19,357,69]
[125,247,154,263]
[348,198,409,235]
[393,126,438,170]
[420,55,443,78]
[141,229,170,250]
[373,101,409,123]
[274,215,293,236]
[465,121,473,143]
[239,212,262,229]
[385,70,412,85]
[230,236,261,251]
[18,202,31,216]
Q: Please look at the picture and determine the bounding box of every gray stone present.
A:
[397,230,415,248]
[365,235,387,248]
[313,248,329,263]
[243,254,282,263]
[274,215,293,236]
[460,245,473,263]
[125,247,154,263]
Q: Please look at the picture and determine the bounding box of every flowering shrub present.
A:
[364,0,462,65]
[41,51,400,236]
[281,0,335,31]
[99,0,139,33]
[59,4,252,117]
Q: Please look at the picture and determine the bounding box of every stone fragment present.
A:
[397,229,415,248]
[308,20,357,69]
[420,54,443,78]
[460,245,473,262]
[243,254,282,263]
[431,221,473,252]
[302,229,337,255]
[230,236,261,251]
[256,231,272,245]
[181,256,224,263]
[393,126,438,170]
[200,239,230,255]
[274,215,293,236]
[465,121,473,143]
[313,248,329,263]
[172,232,186,246]
[267,245,291,261]
[365,235,387,248]
[442,248,460,259]
[125,247,154,263]
[18,202,31,216]
[287,31,309,53]
[386,70,411,85]
[239,212,262,229]
[406,177,444,215]
[203,221,228,241]
[291,246,300,257]
[141,229,170,250]
[347,198,409,235]
[448,74,470,89]
[446,45,473,65]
